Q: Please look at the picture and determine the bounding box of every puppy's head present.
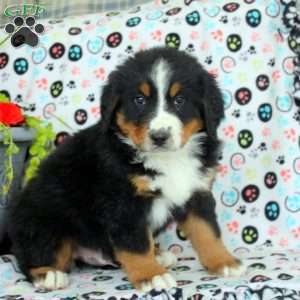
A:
[100,48,224,152]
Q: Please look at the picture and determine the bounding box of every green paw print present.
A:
[165,33,181,49]
[50,81,63,98]
[242,226,258,244]
[227,34,242,52]
[238,130,253,148]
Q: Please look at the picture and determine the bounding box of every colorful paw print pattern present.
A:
[0,0,299,261]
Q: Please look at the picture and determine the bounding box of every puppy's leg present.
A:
[29,239,74,290]
[155,246,177,269]
[114,232,177,292]
[178,192,245,277]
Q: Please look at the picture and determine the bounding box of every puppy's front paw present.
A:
[33,270,69,290]
[208,258,245,277]
[140,273,177,292]
[156,251,177,268]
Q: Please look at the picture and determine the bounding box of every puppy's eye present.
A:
[134,95,146,106]
[174,95,185,109]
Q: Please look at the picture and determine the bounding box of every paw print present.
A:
[249,149,258,158]
[219,15,228,23]
[235,87,251,105]
[248,46,256,54]
[280,169,291,182]
[68,45,82,61]
[217,164,228,177]
[102,52,111,60]
[74,109,88,125]
[242,226,258,244]
[237,205,246,215]
[258,142,267,151]
[222,125,235,138]
[0,53,9,69]
[185,44,195,53]
[246,112,255,122]
[276,155,285,165]
[87,93,95,102]
[14,58,28,75]
[264,172,277,188]
[106,32,122,48]
[94,68,106,80]
[232,109,240,118]
[50,43,65,59]
[227,221,239,234]
[36,78,48,90]
[5,16,44,47]
[67,80,76,89]
[186,11,200,25]
[263,240,273,247]
[238,130,253,148]
[151,30,162,41]
[211,30,223,42]
[227,34,242,52]
[50,81,63,98]
[14,94,23,103]
[242,185,259,203]
[165,33,181,49]
[284,128,297,142]
[125,45,134,54]
[250,207,260,218]
[246,9,261,27]
[294,110,300,122]
[45,63,54,71]
[205,56,212,64]
[232,16,241,26]
[268,58,275,67]
[256,74,270,91]
[265,201,279,221]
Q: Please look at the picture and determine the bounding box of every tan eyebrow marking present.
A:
[139,82,151,97]
[169,82,182,97]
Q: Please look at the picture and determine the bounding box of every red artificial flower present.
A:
[0,103,25,126]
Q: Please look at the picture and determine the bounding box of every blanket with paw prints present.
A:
[0,0,300,299]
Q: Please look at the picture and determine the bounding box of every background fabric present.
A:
[0,0,300,299]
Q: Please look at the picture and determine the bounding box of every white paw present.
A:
[156,251,177,268]
[140,273,177,292]
[33,271,69,290]
[221,263,246,277]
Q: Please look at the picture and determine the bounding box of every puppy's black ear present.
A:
[100,72,120,132]
[200,72,225,139]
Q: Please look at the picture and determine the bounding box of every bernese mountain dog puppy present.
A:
[9,47,244,292]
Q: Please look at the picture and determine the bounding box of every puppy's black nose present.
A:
[149,129,170,146]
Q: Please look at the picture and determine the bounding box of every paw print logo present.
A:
[265,201,280,221]
[258,103,272,122]
[126,17,141,27]
[242,184,259,203]
[211,30,224,42]
[227,34,242,52]
[50,81,63,98]
[87,94,95,102]
[232,109,240,118]
[185,11,200,26]
[205,56,212,64]
[125,45,134,54]
[106,32,122,48]
[242,226,258,244]
[67,80,76,89]
[219,15,228,24]
[165,33,181,49]
[284,128,297,142]
[185,44,195,53]
[68,45,82,61]
[223,3,240,13]
[264,172,277,188]
[5,16,44,47]
[237,205,246,215]
[276,155,285,165]
[246,9,261,27]
[222,125,235,138]
[50,43,65,59]
[238,129,253,148]
[102,52,111,60]
[280,169,291,182]
[227,221,239,234]
[14,57,28,75]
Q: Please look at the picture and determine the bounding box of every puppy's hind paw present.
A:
[140,273,177,292]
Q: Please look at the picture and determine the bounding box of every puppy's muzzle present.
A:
[149,129,171,147]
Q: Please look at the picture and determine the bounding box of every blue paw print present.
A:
[203,6,220,17]
[265,201,280,221]
[146,10,163,20]
[87,37,104,54]
[186,11,200,25]
[68,45,82,61]
[221,188,239,207]
[258,103,272,122]
[266,0,280,17]
[14,58,29,75]
[246,9,261,27]
[285,194,300,212]
[32,46,47,64]
[276,95,292,112]
[126,16,141,27]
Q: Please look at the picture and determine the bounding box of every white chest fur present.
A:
[140,135,213,231]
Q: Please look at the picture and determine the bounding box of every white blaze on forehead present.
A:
[148,59,182,150]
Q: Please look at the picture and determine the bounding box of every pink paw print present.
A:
[211,30,223,42]
[291,227,300,239]
[227,221,239,234]
[151,30,162,41]
[91,106,100,118]
[94,68,106,80]
[262,127,271,137]
[272,139,281,150]
[222,125,235,138]
[284,128,297,142]
[272,70,281,82]
[280,169,291,182]
[217,164,228,177]
[36,78,48,90]
[18,79,27,89]
[129,31,138,41]
[268,225,278,236]
[279,238,289,248]
[81,80,91,88]
[71,66,80,76]
[190,31,199,40]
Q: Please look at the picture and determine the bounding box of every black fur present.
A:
[8,47,224,281]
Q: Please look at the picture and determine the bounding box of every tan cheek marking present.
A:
[181,119,204,145]
[169,82,182,98]
[179,215,239,274]
[139,82,151,97]
[129,175,154,198]
[116,112,148,146]
[115,235,167,289]
[29,240,74,280]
